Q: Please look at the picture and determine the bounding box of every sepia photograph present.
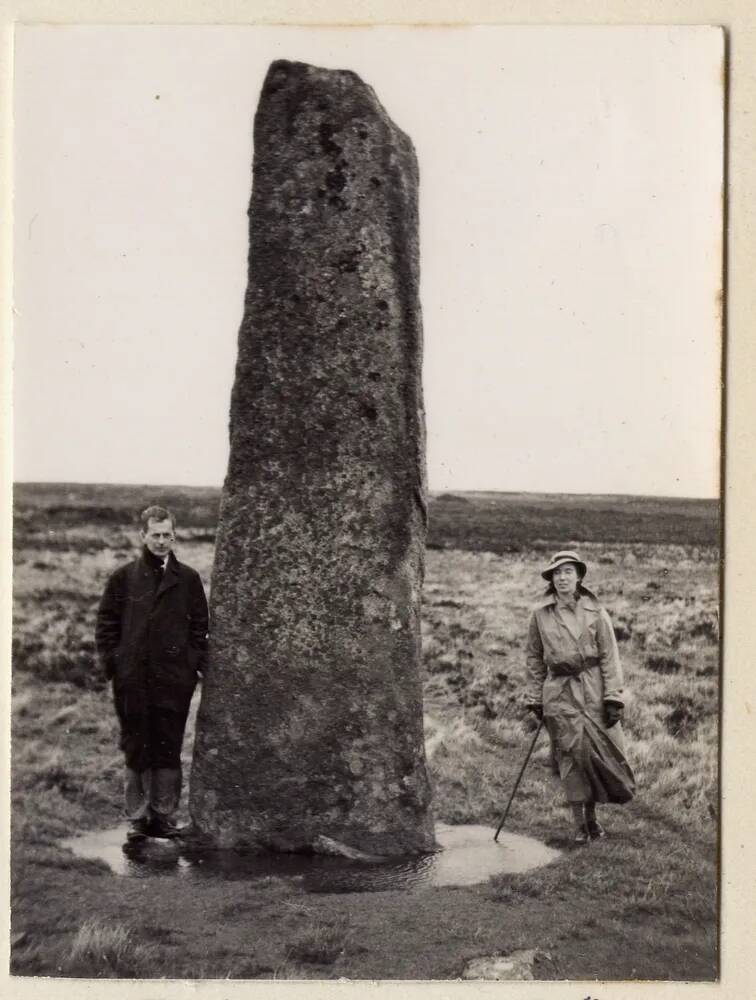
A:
[8,20,723,986]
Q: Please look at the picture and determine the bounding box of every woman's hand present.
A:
[527,703,544,721]
[604,699,624,727]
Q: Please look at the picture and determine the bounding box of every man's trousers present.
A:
[114,688,192,821]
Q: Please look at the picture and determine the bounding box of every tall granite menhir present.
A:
[189,61,435,856]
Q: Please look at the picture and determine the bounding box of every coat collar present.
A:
[534,584,600,611]
[141,545,164,570]
[137,549,180,597]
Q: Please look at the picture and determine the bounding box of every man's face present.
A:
[141,518,175,558]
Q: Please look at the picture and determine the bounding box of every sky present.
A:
[13,24,723,497]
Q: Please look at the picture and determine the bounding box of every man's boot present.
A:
[126,817,150,842]
[149,767,182,838]
[124,768,152,841]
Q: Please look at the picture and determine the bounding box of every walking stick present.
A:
[493,719,544,842]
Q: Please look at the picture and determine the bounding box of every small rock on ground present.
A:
[462,949,539,980]
[312,834,387,862]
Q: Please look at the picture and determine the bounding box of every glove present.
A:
[527,704,544,721]
[604,699,623,728]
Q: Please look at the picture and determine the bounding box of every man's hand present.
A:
[604,699,624,728]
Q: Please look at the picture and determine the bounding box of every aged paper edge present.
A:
[0,3,752,999]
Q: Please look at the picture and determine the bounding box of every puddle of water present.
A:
[61,822,560,893]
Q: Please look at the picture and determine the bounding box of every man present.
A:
[95,505,209,841]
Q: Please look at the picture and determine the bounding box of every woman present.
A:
[525,549,635,843]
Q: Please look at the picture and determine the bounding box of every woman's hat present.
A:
[541,550,587,580]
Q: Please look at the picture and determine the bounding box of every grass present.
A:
[286,917,354,965]
[9,483,719,980]
[63,919,160,978]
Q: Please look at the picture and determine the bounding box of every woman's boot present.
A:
[571,803,589,844]
[585,801,605,839]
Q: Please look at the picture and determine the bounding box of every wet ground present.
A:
[62,823,560,893]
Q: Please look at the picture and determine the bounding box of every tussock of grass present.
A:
[63,919,159,978]
[286,918,352,965]
[645,654,683,674]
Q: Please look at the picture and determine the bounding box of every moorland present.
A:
[10,483,719,980]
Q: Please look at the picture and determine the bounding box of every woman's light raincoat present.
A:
[525,585,635,804]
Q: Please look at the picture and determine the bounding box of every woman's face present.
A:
[552,563,579,596]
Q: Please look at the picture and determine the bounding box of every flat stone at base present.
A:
[311,835,389,863]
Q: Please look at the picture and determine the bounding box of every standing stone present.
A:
[189,60,435,856]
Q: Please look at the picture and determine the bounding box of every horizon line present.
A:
[12,480,720,503]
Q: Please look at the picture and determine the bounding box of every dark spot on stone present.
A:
[328,195,348,211]
[316,188,325,199]
[358,128,369,139]
[335,318,348,330]
[319,121,342,157]
[325,167,347,193]
[362,404,378,422]
[368,372,381,382]
[370,177,381,188]
[376,300,389,311]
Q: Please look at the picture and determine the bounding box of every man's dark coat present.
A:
[95,549,209,713]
